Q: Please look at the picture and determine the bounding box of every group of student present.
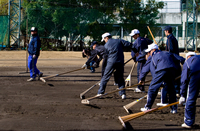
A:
[82,26,200,128]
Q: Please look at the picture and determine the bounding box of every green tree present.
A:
[0,0,8,15]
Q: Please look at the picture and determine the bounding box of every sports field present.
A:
[0,51,199,131]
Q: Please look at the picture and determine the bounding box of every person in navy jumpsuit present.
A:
[27,27,43,81]
[139,43,178,113]
[129,29,153,92]
[164,25,180,96]
[97,32,134,99]
[179,52,200,128]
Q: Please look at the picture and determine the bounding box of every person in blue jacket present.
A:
[129,29,153,92]
[27,27,43,81]
[179,52,200,128]
[164,25,181,97]
[139,43,177,113]
[82,45,98,73]
[97,32,134,99]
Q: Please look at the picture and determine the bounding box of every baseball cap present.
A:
[186,52,196,58]
[90,41,98,47]
[164,26,172,32]
[145,43,158,52]
[30,27,38,32]
[129,29,140,36]
[101,32,111,42]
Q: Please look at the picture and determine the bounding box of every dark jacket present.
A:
[166,34,179,55]
[28,34,41,56]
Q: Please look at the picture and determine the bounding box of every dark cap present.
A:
[30,27,38,32]
[90,41,98,47]
[164,26,172,32]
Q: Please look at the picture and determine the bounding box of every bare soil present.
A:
[0,51,200,131]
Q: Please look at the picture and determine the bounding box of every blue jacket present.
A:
[104,38,133,63]
[166,34,179,55]
[85,49,98,66]
[131,37,153,62]
[28,34,41,56]
[180,55,200,97]
[139,50,184,81]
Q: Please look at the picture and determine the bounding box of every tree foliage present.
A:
[21,0,164,47]
[0,0,8,15]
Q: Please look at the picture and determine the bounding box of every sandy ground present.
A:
[0,51,200,131]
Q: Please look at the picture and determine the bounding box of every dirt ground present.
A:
[0,51,200,131]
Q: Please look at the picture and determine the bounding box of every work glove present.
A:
[33,55,36,59]
[93,62,97,68]
[82,64,87,69]
[179,96,185,104]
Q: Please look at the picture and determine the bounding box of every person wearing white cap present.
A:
[97,32,134,99]
[139,43,179,113]
[129,29,153,92]
[179,52,200,128]
[27,27,43,81]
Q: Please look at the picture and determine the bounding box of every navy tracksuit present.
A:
[85,49,98,72]
[165,33,180,94]
[180,55,200,126]
[131,37,153,91]
[140,50,177,110]
[161,53,185,104]
[98,38,133,96]
[28,34,41,79]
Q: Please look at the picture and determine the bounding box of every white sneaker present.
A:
[134,88,142,93]
[114,83,118,86]
[27,78,36,82]
[121,94,126,99]
[181,123,191,128]
[141,107,150,112]
[157,103,168,106]
[170,109,177,114]
[96,94,103,98]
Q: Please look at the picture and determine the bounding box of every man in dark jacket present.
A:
[97,32,134,99]
[139,43,177,113]
[129,29,153,92]
[27,27,43,81]
[179,52,200,128]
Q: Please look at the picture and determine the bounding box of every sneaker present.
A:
[38,72,43,80]
[27,78,36,82]
[134,88,142,93]
[181,123,191,128]
[121,94,126,99]
[96,94,103,98]
[170,109,177,114]
[157,103,168,106]
[90,70,95,73]
[141,107,150,112]
[114,83,118,86]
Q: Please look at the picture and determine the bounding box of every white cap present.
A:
[129,29,140,36]
[186,52,196,58]
[101,32,111,42]
[145,43,158,52]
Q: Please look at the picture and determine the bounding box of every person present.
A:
[129,29,153,92]
[82,46,98,73]
[139,43,178,113]
[97,32,134,99]
[179,52,200,128]
[27,27,43,81]
[164,25,181,96]
[90,41,107,77]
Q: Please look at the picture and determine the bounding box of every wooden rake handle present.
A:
[147,26,157,45]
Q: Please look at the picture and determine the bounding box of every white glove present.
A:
[33,55,36,59]
[179,96,185,104]
[82,64,87,69]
